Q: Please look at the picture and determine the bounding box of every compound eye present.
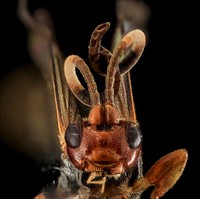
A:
[65,123,82,148]
[126,122,142,148]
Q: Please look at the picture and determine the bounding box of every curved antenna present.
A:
[119,30,146,75]
[64,55,101,107]
[88,22,112,76]
[105,29,146,106]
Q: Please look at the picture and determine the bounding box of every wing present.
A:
[88,0,149,123]
[111,0,151,51]
[17,0,79,153]
[111,0,150,123]
[111,2,188,199]
[17,1,89,198]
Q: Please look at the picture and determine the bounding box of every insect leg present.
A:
[128,149,188,199]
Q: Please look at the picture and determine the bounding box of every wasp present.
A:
[17,0,188,198]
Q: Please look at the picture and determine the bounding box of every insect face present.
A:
[65,104,143,175]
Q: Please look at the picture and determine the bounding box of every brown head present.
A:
[65,104,142,174]
[64,23,145,174]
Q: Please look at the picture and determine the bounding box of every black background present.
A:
[0,0,196,198]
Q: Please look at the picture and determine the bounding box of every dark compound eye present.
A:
[126,122,142,148]
[65,123,82,148]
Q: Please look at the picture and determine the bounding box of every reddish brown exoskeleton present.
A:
[17,0,188,198]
